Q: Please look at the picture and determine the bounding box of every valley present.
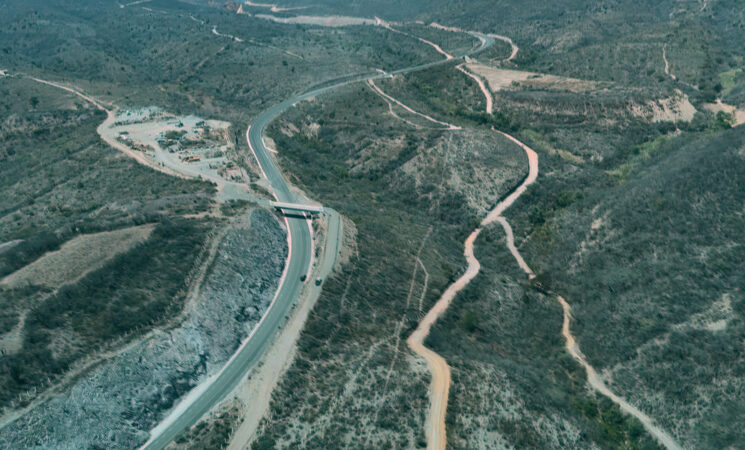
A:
[1,1,744,449]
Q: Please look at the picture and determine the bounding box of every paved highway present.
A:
[142,29,496,450]
[141,116,313,450]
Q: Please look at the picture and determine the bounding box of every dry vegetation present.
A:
[4,0,745,447]
[250,76,526,448]
[1,224,154,289]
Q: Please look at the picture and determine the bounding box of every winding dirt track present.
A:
[557,296,683,450]
[244,1,310,12]
[411,38,681,446]
[376,18,454,60]
[491,88,682,450]
[404,28,532,448]
[428,22,518,63]
[28,77,109,111]
[491,89,680,450]
[662,44,677,81]
[367,79,461,130]
[456,65,493,114]
[26,77,188,179]
[490,33,519,62]
[212,27,244,42]
[406,130,538,450]
[406,230,481,450]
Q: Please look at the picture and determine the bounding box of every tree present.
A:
[460,311,479,332]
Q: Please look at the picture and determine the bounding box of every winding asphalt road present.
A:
[142,28,496,450]
[141,102,315,450]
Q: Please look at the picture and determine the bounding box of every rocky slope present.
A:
[0,209,286,449]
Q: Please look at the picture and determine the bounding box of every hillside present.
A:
[2,0,744,448]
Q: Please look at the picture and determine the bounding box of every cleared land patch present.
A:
[101,108,248,186]
[254,14,375,27]
[466,63,605,93]
[1,224,154,289]
[703,100,745,126]
[468,63,696,124]
[629,90,697,123]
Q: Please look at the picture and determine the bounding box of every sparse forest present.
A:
[2,0,745,448]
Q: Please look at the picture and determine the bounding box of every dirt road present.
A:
[25,77,188,179]
[456,65,493,114]
[368,80,461,130]
[489,33,519,62]
[494,116,681,450]
[495,123,680,449]
[483,130,539,223]
[428,22,518,62]
[557,296,682,449]
[406,229,482,450]
[28,77,109,111]
[244,1,310,12]
[663,44,677,81]
[376,18,454,60]
[407,129,538,449]
[404,26,532,447]
[411,50,679,447]
[212,27,244,42]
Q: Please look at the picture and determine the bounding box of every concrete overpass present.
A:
[271,201,324,214]
[142,21,498,450]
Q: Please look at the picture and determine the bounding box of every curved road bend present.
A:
[142,29,497,450]
[407,135,538,450]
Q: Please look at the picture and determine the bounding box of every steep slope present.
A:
[518,125,745,448]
